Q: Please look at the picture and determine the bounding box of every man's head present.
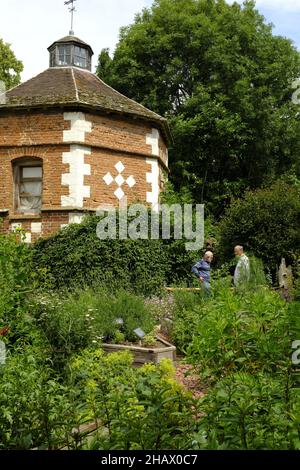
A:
[204,251,214,263]
[234,245,244,257]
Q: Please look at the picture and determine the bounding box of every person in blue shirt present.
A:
[191,251,214,295]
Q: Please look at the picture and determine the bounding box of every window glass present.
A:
[22,167,43,178]
[14,163,43,213]
[74,46,88,68]
[58,45,71,65]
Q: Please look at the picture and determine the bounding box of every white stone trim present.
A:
[69,213,85,224]
[114,187,125,201]
[146,158,159,211]
[146,128,160,156]
[63,112,92,143]
[61,145,91,208]
[126,175,136,188]
[24,233,32,244]
[103,160,136,201]
[31,222,42,234]
[10,222,22,231]
[115,161,125,173]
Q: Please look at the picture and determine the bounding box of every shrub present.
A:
[32,288,156,370]
[0,348,73,450]
[170,290,207,353]
[180,286,291,380]
[171,277,232,353]
[31,211,215,295]
[0,233,39,350]
[32,215,169,295]
[196,372,300,450]
[219,181,300,275]
[1,345,198,450]
[69,350,198,450]
[0,233,33,317]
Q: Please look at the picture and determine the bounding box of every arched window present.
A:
[13,159,43,214]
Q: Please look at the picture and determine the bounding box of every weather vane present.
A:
[64,0,77,35]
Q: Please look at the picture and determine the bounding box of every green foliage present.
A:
[32,212,208,295]
[170,284,292,380]
[0,345,198,450]
[0,38,23,89]
[0,233,33,315]
[171,289,207,353]
[293,259,300,301]
[219,181,300,273]
[0,348,73,450]
[0,233,38,349]
[97,0,300,210]
[196,372,300,450]
[109,290,155,342]
[170,281,300,450]
[31,288,155,370]
[32,215,167,295]
[69,351,197,450]
[171,277,232,352]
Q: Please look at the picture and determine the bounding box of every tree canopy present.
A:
[219,180,300,271]
[97,0,300,215]
[0,38,23,90]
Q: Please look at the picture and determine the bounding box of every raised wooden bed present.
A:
[101,336,176,366]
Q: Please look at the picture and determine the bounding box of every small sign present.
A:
[133,328,146,339]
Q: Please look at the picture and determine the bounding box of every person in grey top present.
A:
[234,245,250,286]
[192,251,214,295]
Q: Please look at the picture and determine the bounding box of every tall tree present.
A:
[0,38,23,90]
[97,0,300,215]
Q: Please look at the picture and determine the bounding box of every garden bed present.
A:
[101,336,176,366]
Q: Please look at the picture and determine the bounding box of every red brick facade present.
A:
[0,108,169,242]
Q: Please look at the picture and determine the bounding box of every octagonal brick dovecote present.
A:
[0,34,171,241]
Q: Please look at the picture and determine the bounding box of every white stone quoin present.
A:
[146,128,160,156]
[63,112,92,143]
[146,158,159,211]
[69,213,84,224]
[31,222,42,233]
[24,233,32,244]
[10,222,22,231]
[61,145,91,208]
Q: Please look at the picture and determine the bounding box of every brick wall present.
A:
[0,108,169,241]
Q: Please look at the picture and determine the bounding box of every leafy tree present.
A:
[0,38,23,89]
[97,0,300,213]
[218,181,300,272]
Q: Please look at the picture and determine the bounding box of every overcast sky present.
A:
[1,0,300,82]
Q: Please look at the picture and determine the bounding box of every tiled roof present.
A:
[0,67,171,142]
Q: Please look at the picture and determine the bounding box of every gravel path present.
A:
[174,358,207,400]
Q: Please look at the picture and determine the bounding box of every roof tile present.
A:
[0,67,171,141]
